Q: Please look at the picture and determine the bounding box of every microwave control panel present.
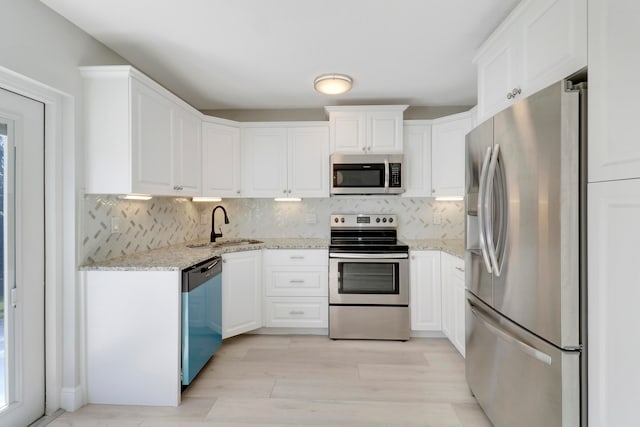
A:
[389,163,401,187]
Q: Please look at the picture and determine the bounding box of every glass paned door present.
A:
[0,88,45,427]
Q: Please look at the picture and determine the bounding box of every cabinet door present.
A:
[173,106,202,195]
[130,79,174,194]
[476,28,522,122]
[242,127,288,197]
[368,111,403,153]
[588,178,640,426]
[287,126,329,197]
[450,256,466,357]
[409,251,441,331]
[202,122,241,197]
[222,251,262,339]
[521,0,587,98]
[329,111,366,153]
[431,116,471,198]
[402,123,432,197]
[588,0,640,182]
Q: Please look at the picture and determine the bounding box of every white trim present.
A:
[0,66,78,413]
[59,386,83,413]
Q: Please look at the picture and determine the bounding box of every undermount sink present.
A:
[186,239,263,249]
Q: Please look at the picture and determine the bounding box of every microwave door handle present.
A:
[384,157,390,191]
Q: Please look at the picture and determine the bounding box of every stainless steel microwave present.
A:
[330,153,404,195]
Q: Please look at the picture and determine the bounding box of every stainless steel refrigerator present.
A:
[465,75,587,427]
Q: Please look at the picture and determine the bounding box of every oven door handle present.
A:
[329,253,409,259]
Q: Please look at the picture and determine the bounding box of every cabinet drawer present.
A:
[263,249,328,266]
[264,297,328,328]
[265,268,328,296]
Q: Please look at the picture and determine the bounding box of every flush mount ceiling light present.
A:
[314,74,353,95]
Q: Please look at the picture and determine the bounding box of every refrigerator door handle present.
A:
[485,143,502,276]
[469,303,552,366]
[477,146,493,273]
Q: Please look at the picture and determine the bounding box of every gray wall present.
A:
[1,0,127,413]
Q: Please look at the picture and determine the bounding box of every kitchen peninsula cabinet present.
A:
[263,249,329,328]
[474,0,587,122]
[242,124,329,198]
[441,252,465,356]
[83,270,181,406]
[222,250,262,338]
[431,113,472,198]
[409,251,442,332]
[202,120,242,197]
[80,66,202,196]
[326,105,408,154]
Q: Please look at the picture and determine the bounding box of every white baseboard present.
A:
[60,385,84,412]
[251,327,329,336]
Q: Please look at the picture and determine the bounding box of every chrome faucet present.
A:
[210,205,230,243]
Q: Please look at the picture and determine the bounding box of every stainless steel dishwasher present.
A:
[181,256,222,388]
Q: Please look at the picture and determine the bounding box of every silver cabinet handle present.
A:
[477,146,493,274]
[455,267,465,272]
[470,303,552,365]
[289,256,305,260]
[289,310,304,315]
[289,280,305,284]
[506,87,522,100]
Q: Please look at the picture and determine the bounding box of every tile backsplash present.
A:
[80,195,464,265]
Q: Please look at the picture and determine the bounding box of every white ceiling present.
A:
[41,0,520,110]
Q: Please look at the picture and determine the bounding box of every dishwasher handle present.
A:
[182,256,222,292]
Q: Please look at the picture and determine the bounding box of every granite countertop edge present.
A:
[80,237,464,272]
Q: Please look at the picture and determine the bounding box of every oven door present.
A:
[329,254,409,305]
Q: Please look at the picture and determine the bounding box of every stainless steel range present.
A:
[328,213,410,340]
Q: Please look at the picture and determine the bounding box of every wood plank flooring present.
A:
[48,334,492,426]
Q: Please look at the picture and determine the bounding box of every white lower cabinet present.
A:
[222,250,262,338]
[83,270,181,406]
[409,251,442,331]
[441,252,465,356]
[263,249,328,328]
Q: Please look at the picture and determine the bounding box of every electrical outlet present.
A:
[432,212,442,225]
[111,217,123,233]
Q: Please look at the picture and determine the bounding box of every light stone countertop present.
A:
[405,239,464,259]
[80,237,464,271]
[79,238,329,271]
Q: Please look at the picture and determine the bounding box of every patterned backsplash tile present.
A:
[80,195,464,265]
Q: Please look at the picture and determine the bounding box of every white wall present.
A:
[0,0,126,413]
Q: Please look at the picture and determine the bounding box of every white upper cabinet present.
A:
[202,121,242,197]
[326,106,407,154]
[474,0,587,122]
[402,122,433,197]
[588,0,640,182]
[242,124,329,198]
[431,113,472,198]
[80,66,203,196]
[173,105,202,195]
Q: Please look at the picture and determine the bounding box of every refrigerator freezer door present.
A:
[466,292,580,427]
[492,81,581,349]
[465,118,494,305]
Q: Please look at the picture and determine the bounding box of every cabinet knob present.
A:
[362,147,366,152]
[288,189,292,194]
[283,189,287,193]
[506,87,522,100]
[236,190,241,194]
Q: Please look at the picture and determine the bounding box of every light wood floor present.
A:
[48,334,492,426]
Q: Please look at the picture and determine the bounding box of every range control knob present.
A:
[334,217,339,223]
[376,217,381,223]
[341,217,345,223]
[389,217,394,223]
[382,217,387,223]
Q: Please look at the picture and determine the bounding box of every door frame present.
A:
[0,66,76,414]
